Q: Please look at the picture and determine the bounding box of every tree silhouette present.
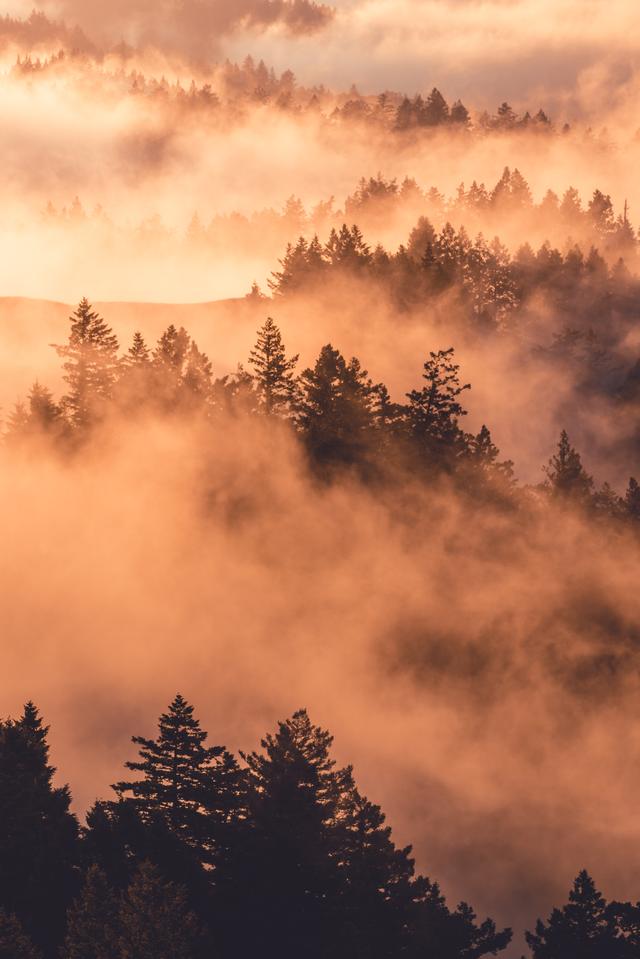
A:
[54,298,119,429]
[117,862,203,959]
[0,909,41,959]
[544,430,594,502]
[112,695,242,865]
[0,704,79,958]
[625,478,640,520]
[407,348,470,466]
[248,317,299,415]
[526,870,623,958]
[226,709,352,958]
[298,344,377,466]
[61,866,119,959]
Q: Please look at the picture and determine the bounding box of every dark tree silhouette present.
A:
[407,348,470,466]
[625,478,640,520]
[225,709,352,958]
[526,870,624,959]
[298,344,377,466]
[0,704,79,958]
[117,862,203,959]
[112,695,242,865]
[544,430,594,502]
[248,317,299,415]
[0,909,41,959]
[61,866,119,959]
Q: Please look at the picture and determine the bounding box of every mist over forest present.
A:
[1,2,640,958]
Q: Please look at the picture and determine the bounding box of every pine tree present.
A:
[407,885,512,959]
[423,87,449,126]
[544,430,594,502]
[248,317,299,415]
[298,344,377,466]
[117,862,202,959]
[116,332,153,409]
[227,710,352,958]
[0,704,79,958]
[337,787,418,956]
[450,99,470,125]
[0,909,41,959]
[466,425,515,489]
[112,695,242,862]
[54,298,119,428]
[61,866,120,959]
[407,348,470,466]
[526,871,622,959]
[125,332,150,367]
[181,341,213,408]
[625,477,640,520]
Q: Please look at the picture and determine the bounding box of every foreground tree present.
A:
[117,862,203,959]
[112,695,243,864]
[0,909,41,959]
[0,704,79,957]
[61,866,120,959]
[526,871,625,959]
[223,709,352,958]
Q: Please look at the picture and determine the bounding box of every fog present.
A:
[3,406,640,946]
[1,3,640,954]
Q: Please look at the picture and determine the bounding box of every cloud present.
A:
[225,0,640,115]
[32,0,334,56]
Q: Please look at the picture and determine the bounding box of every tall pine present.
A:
[248,317,299,415]
[54,298,119,429]
[0,704,79,958]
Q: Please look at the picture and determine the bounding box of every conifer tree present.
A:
[407,348,470,465]
[61,866,120,959]
[181,342,214,407]
[298,344,377,465]
[625,477,640,520]
[117,862,202,959]
[544,431,594,502]
[0,909,41,959]
[423,87,449,126]
[466,425,515,488]
[54,298,119,428]
[125,332,150,367]
[112,695,242,862]
[526,871,622,959]
[0,704,79,958]
[227,710,352,958]
[116,332,152,408]
[407,885,512,959]
[248,317,299,415]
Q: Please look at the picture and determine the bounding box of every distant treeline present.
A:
[5,16,566,137]
[4,302,640,522]
[39,171,638,275]
[1,697,638,958]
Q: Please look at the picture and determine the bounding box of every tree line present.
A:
[2,697,639,959]
[4,302,640,521]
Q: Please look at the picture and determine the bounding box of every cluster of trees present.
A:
[0,11,93,54]
[2,697,638,959]
[269,217,639,332]
[391,91,552,134]
[37,170,636,284]
[4,302,640,522]
[5,14,576,143]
